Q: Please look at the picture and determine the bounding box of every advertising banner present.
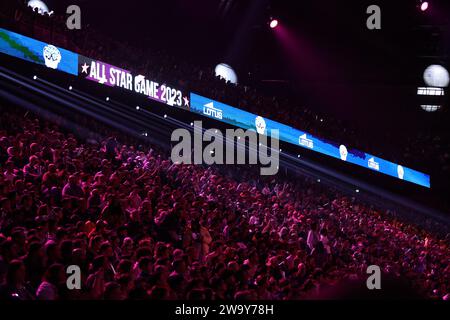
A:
[190,93,431,188]
[78,55,190,109]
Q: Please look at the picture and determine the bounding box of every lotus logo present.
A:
[299,134,314,149]
[43,45,61,69]
[368,157,380,171]
[203,102,223,119]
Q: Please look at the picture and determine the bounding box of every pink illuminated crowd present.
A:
[0,105,449,300]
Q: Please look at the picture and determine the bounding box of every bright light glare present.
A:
[423,65,449,88]
[421,105,441,112]
[215,63,238,84]
[421,2,429,11]
[270,19,279,29]
[27,0,49,15]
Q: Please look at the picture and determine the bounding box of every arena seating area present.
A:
[0,104,449,300]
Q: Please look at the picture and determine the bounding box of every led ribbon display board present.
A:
[190,93,431,188]
[0,28,431,188]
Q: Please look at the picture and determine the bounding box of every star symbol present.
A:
[81,62,89,74]
[183,96,189,107]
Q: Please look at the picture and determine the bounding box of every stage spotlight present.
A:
[419,1,429,12]
[421,105,441,112]
[106,97,110,101]
[164,114,167,118]
[423,65,449,88]
[269,19,279,29]
[69,86,72,90]
[136,106,140,110]
[27,0,50,15]
[417,87,444,96]
[33,75,37,80]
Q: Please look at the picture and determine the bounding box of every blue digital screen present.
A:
[0,28,78,76]
[190,93,431,188]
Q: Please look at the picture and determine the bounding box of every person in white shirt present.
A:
[307,222,320,251]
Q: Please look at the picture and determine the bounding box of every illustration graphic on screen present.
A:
[339,145,348,161]
[255,116,266,135]
[43,45,61,69]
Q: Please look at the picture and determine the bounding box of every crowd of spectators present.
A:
[0,104,449,300]
[0,2,449,300]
